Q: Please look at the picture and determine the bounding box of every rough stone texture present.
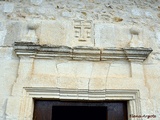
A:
[0,47,19,119]
[4,21,27,46]
[3,3,14,13]
[0,0,160,119]
[30,0,43,6]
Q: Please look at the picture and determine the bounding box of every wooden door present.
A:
[33,100,128,120]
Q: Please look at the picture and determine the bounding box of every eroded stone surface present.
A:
[3,3,14,13]
[0,0,160,119]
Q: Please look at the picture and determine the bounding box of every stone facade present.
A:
[0,0,160,119]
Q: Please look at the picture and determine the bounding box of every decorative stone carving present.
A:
[14,42,72,59]
[22,20,39,43]
[14,42,152,62]
[129,26,144,47]
[74,20,92,42]
[20,87,141,119]
[38,45,72,59]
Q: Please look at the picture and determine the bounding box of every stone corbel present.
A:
[129,26,144,47]
[123,48,153,62]
[22,20,40,43]
[14,42,152,62]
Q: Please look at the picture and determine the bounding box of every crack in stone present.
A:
[105,63,111,90]
[88,63,94,90]
[55,62,60,88]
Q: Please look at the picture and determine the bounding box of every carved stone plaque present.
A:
[74,20,92,42]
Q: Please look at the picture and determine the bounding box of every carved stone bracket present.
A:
[123,48,153,62]
[14,42,152,62]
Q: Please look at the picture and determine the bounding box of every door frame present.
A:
[15,87,141,120]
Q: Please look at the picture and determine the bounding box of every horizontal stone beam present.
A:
[14,42,152,62]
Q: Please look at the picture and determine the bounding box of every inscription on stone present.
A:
[74,20,92,42]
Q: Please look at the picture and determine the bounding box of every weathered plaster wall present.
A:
[0,0,160,119]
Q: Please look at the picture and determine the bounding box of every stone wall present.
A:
[0,0,160,119]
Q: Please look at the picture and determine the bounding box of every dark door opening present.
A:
[52,106,107,120]
[33,100,128,120]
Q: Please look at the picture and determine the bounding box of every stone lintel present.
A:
[14,42,152,62]
[101,48,126,60]
[73,46,100,61]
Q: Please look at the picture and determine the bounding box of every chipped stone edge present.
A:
[14,42,153,62]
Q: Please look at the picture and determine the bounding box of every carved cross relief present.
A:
[74,20,92,42]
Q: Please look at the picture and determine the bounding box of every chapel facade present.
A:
[0,0,160,120]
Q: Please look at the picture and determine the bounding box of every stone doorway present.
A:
[33,100,128,120]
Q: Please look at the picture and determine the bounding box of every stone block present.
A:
[0,22,5,31]
[74,62,93,78]
[140,99,156,116]
[30,0,43,5]
[114,26,131,47]
[95,23,116,47]
[77,78,90,89]
[56,61,76,77]
[72,20,94,47]
[131,9,142,17]
[91,62,110,78]
[24,6,35,14]
[0,60,19,96]
[31,75,58,87]
[0,1,159,119]
[61,11,75,18]
[0,31,6,46]
[3,3,14,13]
[39,20,73,46]
[108,62,130,78]
[89,78,106,90]
[57,61,93,78]
[145,11,154,18]
[6,97,21,119]
[16,58,34,81]
[0,47,13,60]
[156,32,160,45]
[17,97,33,119]
[58,77,78,89]
[33,59,57,75]
[144,64,160,79]
[0,22,7,46]
[130,62,144,79]
[4,21,27,46]
[106,77,133,89]
[0,97,7,117]
[11,82,25,96]
[95,23,132,48]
